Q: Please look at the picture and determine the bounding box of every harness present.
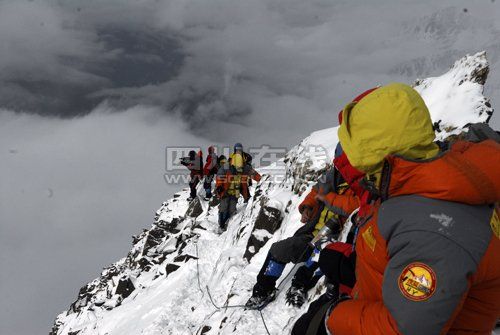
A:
[313,182,350,236]
[227,173,242,197]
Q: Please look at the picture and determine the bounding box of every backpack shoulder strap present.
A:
[463,123,500,143]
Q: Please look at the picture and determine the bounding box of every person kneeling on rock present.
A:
[245,164,359,310]
[291,142,367,335]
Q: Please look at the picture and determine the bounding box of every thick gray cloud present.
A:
[1,0,499,140]
[0,0,182,115]
[0,106,208,335]
[1,1,500,334]
[141,0,500,143]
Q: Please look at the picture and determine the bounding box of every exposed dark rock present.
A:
[157,217,180,233]
[200,325,212,334]
[219,317,228,329]
[470,63,489,85]
[173,254,197,262]
[142,235,160,255]
[137,258,153,271]
[243,205,283,262]
[165,263,180,275]
[149,227,166,239]
[186,197,203,217]
[115,277,135,299]
[176,237,186,248]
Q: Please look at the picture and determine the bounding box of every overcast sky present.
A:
[1,0,500,334]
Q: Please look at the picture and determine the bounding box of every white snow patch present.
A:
[253,229,274,242]
[265,198,284,212]
[414,51,492,140]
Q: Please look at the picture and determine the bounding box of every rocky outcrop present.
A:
[243,202,283,262]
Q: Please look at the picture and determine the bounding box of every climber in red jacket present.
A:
[203,146,218,200]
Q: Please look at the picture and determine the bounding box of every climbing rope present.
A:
[188,192,358,335]
[259,310,271,335]
[193,240,272,335]
[194,239,205,300]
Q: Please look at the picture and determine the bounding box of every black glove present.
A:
[291,292,334,335]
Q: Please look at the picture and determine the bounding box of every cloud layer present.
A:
[1,0,499,143]
[0,107,207,335]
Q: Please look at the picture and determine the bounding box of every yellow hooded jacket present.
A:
[338,83,439,174]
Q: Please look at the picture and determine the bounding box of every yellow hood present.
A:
[231,153,244,172]
[338,83,439,174]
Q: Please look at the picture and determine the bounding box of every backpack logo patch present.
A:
[398,262,436,301]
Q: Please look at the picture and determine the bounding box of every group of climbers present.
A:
[182,82,500,335]
[181,143,261,231]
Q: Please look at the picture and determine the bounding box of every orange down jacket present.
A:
[215,165,261,199]
[298,169,359,229]
[328,140,500,335]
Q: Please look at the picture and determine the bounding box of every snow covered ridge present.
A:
[51,52,494,335]
[414,51,493,140]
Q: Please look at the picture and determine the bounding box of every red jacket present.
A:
[203,151,218,175]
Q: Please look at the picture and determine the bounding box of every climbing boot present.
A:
[285,284,307,308]
[245,283,277,310]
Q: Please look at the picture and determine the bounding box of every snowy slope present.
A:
[51,52,496,335]
[414,51,493,140]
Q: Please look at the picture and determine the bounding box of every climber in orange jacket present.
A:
[215,153,261,231]
[246,165,359,309]
[325,83,500,335]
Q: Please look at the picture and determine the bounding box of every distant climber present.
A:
[203,146,218,200]
[180,150,203,201]
[245,164,358,309]
[230,143,257,202]
[323,83,500,335]
[230,142,253,168]
[216,150,261,232]
[214,154,238,231]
